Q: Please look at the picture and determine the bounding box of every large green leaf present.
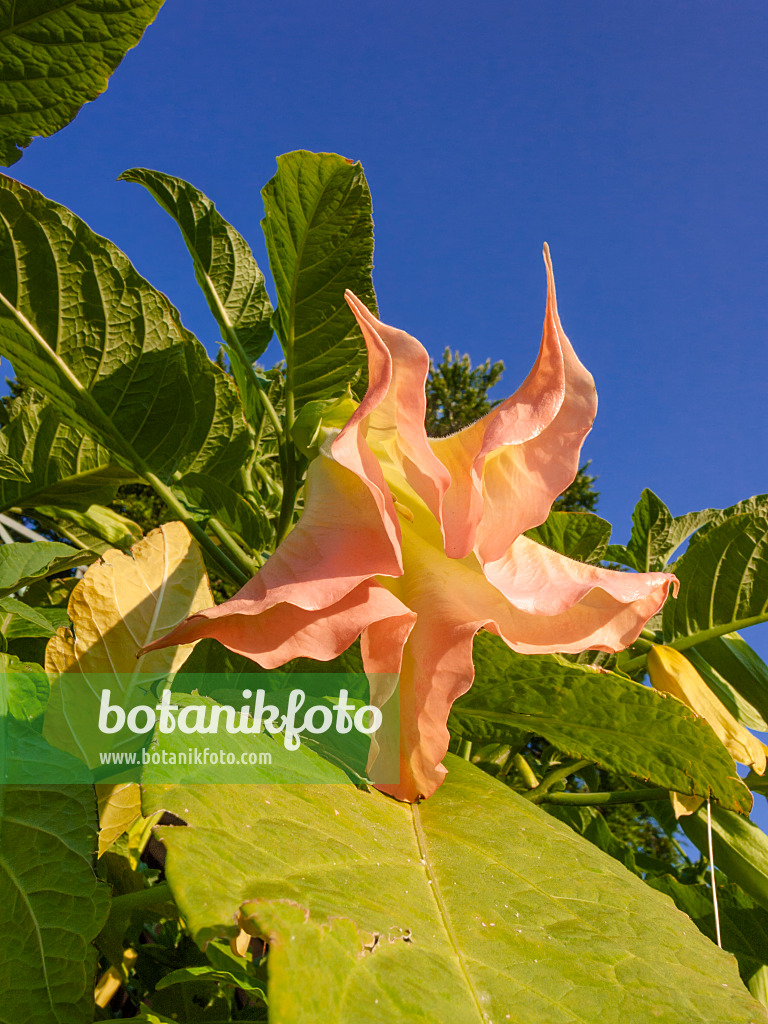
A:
[663,512,768,645]
[33,502,142,555]
[261,151,377,408]
[607,490,768,576]
[1,655,109,1023]
[0,541,91,597]
[450,633,750,810]
[0,0,164,167]
[524,509,611,562]
[0,392,134,513]
[684,495,768,553]
[0,784,109,1022]
[120,167,274,363]
[143,756,766,1023]
[0,454,26,482]
[0,175,249,485]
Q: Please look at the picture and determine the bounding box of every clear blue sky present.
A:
[7,0,768,650]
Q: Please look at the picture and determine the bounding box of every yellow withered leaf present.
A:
[648,645,766,776]
[45,520,214,676]
[669,792,705,819]
[44,522,214,854]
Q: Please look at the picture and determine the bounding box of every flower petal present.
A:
[376,504,676,800]
[430,245,598,562]
[141,579,414,669]
[484,534,676,626]
[338,291,451,524]
[140,452,404,662]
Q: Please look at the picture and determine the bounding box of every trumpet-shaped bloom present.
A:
[144,248,677,802]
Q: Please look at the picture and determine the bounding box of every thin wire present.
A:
[707,797,722,948]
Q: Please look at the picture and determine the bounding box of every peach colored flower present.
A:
[144,247,676,802]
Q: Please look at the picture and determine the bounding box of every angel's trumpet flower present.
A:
[143,247,676,802]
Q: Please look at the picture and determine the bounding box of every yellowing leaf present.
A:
[670,791,705,819]
[96,782,143,859]
[648,645,767,775]
[45,521,213,677]
[43,522,214,853]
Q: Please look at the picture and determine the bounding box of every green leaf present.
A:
[0,175,249,486]
[0,541,91,598]
[156,965,265,996]
[33,502,142,555]
[604,488,673,571]
[120,167,274,363]
[0,653,109,1023]
[450,633,751,811]
[544,802,640,873]
[262,151,377,408]
[682,806,768,916]
[0,0,165,167]
[0,391,135,513]
[175,472,270,553]
[685,495,768,553]
[663,512,768,645]
[0,454,27,482]
[524,510,611,562]
[0,597,68,640]
[2,651,48,723]
[143,756,766,1023]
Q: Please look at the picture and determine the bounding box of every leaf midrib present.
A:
[0,849,53,1011]
[411,802,487,1024]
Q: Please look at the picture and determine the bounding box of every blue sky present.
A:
[7,1,768,662]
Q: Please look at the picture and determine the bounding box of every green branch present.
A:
[622,610,768,674]
[536,787,670,807]
[144,472,250,587]
[526,758,592,803]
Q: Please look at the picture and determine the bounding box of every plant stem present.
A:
[208,516,261,575]
[512,753,540,791]
[458,739,473,761]
[275,383,297,545]
[251,459,282,497]
[144,472,250,587]
[536,787,670,807]
[526,758,592,802]
[623,612,768,674]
